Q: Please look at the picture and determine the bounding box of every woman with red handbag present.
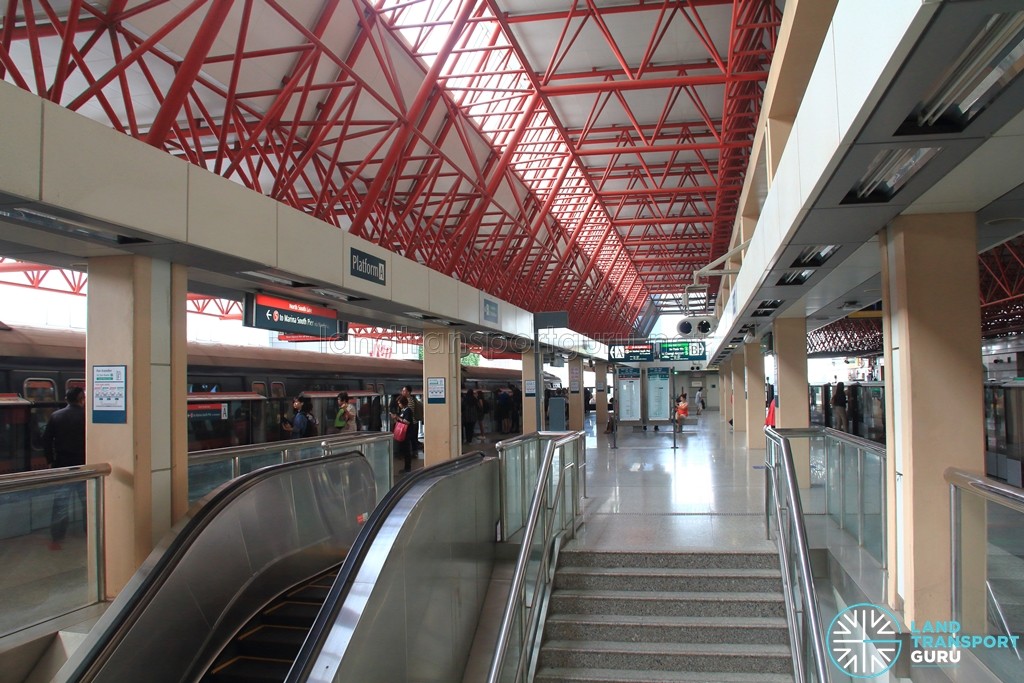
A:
[391,395,414,472]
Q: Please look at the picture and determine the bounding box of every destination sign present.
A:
[608,343,654,362]
[244,293,343,338]
[659,340,707,361]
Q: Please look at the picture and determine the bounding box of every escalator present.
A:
[204,568,339,683]
[58,449,503,683]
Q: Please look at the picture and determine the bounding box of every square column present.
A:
[594,361,610,431]
[881,214,985,623]
[721,358,732,425]
[730,357,746,432]
[521,351,539,433]
[87,255,187,595]
[774,316,810,486]
[422,327,462,465]
[567,357,585,431]
[744,341,766,449]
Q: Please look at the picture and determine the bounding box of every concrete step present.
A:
[533,667,794,683]
[537,640,793,674]
[543,614,789,645]
[558,550,779,571]
[549,589,787,619]
[555,566,782,593]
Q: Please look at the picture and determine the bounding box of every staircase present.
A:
[534,550,794,683]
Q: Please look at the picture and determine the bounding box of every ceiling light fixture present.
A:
[848,147,940,202]
[914,12,1024,130]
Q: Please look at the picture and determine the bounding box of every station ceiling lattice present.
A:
[0,0,782,339]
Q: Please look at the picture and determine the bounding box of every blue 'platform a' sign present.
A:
[351,248,386,285]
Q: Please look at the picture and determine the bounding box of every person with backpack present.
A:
[334,391,357,432]
[284,396,316,438]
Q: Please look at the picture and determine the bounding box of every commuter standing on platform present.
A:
[392,395,414,472]
[401,385,422,453]
[43,387,86,550]
[285,397,312,438]
[334,391,357,432]
[832,381,849,432]
[694,387,704,416]
[462,389,479,444]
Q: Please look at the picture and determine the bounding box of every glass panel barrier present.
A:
[0,465,110,638]
[188,432,393,506]
[948,469,1024,683]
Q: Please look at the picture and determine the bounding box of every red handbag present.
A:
[393,421,408,442]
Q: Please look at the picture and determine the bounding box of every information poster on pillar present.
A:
[92,364,127,424]
[616,366,641,422]
[569,364,581,393]
[646,367,671,421]
[524,379,537,397]
[427,377,446,404]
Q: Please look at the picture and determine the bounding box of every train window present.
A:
[270,382,286,398]
[23,378,56,402]
[251,381,267,397]
[66,378,85,394]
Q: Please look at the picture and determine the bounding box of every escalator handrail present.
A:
[62,450,366,682]
[285,451,490,683]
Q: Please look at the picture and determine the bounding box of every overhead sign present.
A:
[244,293,343,338]
[658,340,707,361]
[350,248,386,285]
[482,297,500,324]
[608,343,654,362]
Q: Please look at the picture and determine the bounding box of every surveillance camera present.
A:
[743,331,756,344]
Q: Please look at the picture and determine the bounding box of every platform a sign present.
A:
[244,293,345,339]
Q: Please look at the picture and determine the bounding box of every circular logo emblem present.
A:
[827,603,902,678]
[272,310,280,322]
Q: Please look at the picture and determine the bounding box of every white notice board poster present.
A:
[616,366,641,422]
[646,367,671,421]
[92,364,127,424]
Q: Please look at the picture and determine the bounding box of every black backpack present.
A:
[305,411,319,437]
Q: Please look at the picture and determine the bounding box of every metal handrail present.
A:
[0,463,112,493]
[186,431,372,466]
[487,431,582,683]
[945,467,1024,515]
[765,426,831,683]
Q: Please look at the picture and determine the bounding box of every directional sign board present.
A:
[244,293,345,339]
[608,342,654,362]
[658,340,707,361]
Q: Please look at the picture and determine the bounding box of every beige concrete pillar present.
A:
[87,255,187,596]
[721,358,733,425]
[744,341,766,449]
[422,327,462,465]
[730,356,746,431]
[880,214,985,624]
[567,356,585,431]
[774,316,810,485]
[594,361,609,431]
[521,351,539,433]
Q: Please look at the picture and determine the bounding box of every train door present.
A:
[0,394,32,473]
[23,378,58,469]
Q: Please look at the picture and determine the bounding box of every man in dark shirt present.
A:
[43,387,86,549]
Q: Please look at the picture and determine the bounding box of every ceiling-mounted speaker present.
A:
[678,316,717,338]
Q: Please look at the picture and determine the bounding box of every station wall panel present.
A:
[187,167,277,266]
[0,81,42,202]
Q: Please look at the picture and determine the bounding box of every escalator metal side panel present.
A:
[58,454,376,683]
[303,457,500,683]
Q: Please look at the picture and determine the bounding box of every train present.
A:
[0,325,547,473]
[808,381,886,444]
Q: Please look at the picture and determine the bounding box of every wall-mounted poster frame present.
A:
[92,364,127,424]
